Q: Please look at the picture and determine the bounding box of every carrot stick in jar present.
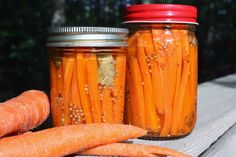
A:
[101,87,113,123]
[126,70,138,126]
[62,56,75,125]
[129,58,146,128]
[70,62,84,124]
[137,37,159,132]
[86,54,102,123]
[49,54,61,126]
[76,54,93,123]
[151,29,165,115]
[171,30,190,134]
[113,54,127,123]
[152,29,172,136]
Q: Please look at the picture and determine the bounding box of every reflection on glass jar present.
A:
[47,27,128,126]
[124,4,198,138]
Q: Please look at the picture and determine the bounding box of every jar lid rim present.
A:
[124,4,198,24]
[48,26,129,34]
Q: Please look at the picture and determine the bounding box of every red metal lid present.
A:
[124,4,198,24]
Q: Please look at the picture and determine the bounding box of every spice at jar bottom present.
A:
[124,4,198,138]
[47,27,128,126]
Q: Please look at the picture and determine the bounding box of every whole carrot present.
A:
[0,124,146,157]
[0,90,50,137]
[81,143,191,157]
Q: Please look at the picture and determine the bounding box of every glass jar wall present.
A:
[124,4,198,138]
[47,27,128,126]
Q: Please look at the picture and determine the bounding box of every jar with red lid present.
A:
[124,4,198,138]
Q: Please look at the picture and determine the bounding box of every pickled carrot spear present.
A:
[49,56,61,126]
[81,143,191,157]
[171,30,190,134]
[183,42,198,132]
[126,71,137,125]
[128,32,140,59]
[76,54,93,123]
[86,54,102,123]
[151,29,165,115]
[179,78,191,131]
[165,30,177,106]
[71,63,83,124]
[57,56,64,125]
[137,37,159,131]
[113,54,127,123]
[62,56,75,125]
[102,87,113,123]
[171,30,183,133]
[151,29,172,136]
[130,58,146,128]
[0,124,147,157]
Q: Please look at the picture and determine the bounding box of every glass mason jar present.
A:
[124,4,198,138]
[47,27,128,126]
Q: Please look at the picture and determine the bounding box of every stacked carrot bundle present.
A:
[0,90,191,157]
[50,48,127,126]
[125,26,198,137]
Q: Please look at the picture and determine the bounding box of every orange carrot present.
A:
[137,37,159,131]
[128,32,140,59]
[70,62,84,124]
[56,55,64,125]
[62,57,75,125]
[101,87,113,123]
[113,54,127,123]
[152,29,172,136]
[183,39,198,132]
[151,29,165,115]
[81,143,191,157]
[49,56,61,126]
[76,54,93,123]
[170,30,183,134]
[126,70,138,125]
[130,58,146,128]
[171,30,190,134]
[0,90,50,137]
[86,54,102,122]
[0,124,146,157]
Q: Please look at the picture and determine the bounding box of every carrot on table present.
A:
[62,56,75,125]
[0,90,50,138]
[81,143,191,157]
[113,54,127,123]
[130,58,146,128]
[76,53,93,123]
[101,87,113,123]
[0,124,146,157]
[137,37,159,131]
[86,54,102,123]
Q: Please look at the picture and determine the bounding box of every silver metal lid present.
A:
[46,27,129,47]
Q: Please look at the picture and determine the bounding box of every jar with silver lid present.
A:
[47,27,128,126]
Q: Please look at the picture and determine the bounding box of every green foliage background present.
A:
[0,0,236,102]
